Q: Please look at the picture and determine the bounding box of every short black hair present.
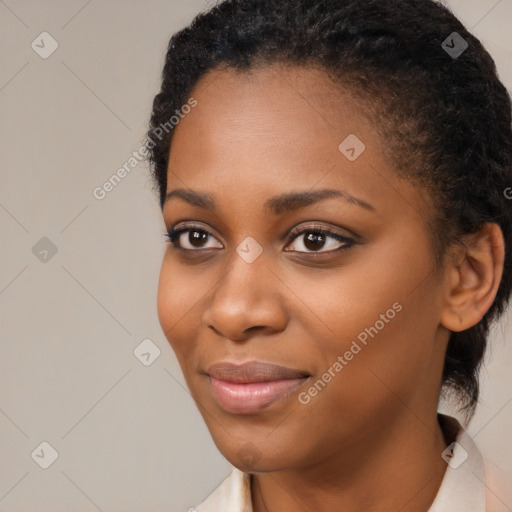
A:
[146,0,512,419]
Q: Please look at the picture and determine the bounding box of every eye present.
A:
[165,225,223,251]
[165,223,355,254]
[285,225,355,254]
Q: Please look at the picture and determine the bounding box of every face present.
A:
[157,63,450,472]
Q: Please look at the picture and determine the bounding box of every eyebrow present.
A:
[164,188,375,215]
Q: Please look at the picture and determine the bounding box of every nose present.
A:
[202,255,288,343]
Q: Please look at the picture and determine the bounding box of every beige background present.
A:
[0,1,511,511]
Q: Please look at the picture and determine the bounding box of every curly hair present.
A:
[146,0,512,419]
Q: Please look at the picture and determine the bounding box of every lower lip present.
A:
[208,376,308,414]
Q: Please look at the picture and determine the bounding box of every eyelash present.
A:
[164,223,355,255]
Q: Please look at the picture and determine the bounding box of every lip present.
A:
[207,361,309,383]
[206,361,310,414]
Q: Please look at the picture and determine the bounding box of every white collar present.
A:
[195,413,487,512]
[428,413,486,511]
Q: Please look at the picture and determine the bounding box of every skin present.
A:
[157,63,505,512]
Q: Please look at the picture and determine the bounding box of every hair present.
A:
[146,0,512,420]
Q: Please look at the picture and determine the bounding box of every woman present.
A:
[145,0,512,510]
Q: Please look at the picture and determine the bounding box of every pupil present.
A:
[304,232,325,251]
[190,230,207,247]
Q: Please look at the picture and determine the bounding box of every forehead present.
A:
[165,63,432,222]
[171,63,375,154]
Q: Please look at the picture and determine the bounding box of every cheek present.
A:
[304,239,438,385]
[323,297,441,422]
[156,254,202,360]
[296,262,413,359]
[156,257,174,338]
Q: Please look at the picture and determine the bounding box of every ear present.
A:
[440,223,505,332]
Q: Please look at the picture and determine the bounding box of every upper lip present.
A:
[206,361,310,383]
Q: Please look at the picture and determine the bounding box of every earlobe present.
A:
[440,223,505,333]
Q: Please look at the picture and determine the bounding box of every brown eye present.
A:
[285,228,354,254]
[166,227,223,251]
[165,224,355,254]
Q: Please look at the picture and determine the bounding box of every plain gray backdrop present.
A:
[1,1,511,511]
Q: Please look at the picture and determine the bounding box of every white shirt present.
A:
[193,414,511,512]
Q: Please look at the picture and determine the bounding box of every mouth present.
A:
[206,361,310,414]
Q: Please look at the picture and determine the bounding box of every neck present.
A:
[251,412,452,512]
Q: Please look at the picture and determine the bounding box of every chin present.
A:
[210,430,299,473]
